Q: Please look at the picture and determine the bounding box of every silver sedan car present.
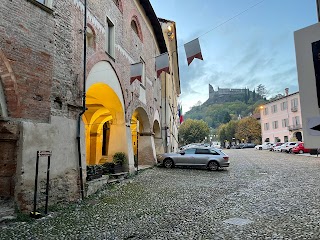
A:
[157,147,230,171]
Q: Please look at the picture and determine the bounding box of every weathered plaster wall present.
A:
[15,116,85,211]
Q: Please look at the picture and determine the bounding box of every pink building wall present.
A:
[260,92,303,143]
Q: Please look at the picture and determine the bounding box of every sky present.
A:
[149,0,318,113]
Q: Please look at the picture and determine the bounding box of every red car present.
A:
[292,142,310,154]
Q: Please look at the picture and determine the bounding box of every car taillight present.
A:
[223,156,229,161]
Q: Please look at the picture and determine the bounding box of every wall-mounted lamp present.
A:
[167,25,174,40]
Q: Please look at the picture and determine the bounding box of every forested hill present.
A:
[184,99,267,129]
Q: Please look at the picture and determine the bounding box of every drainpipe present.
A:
[164,74,168,153]
[77,0,87,200]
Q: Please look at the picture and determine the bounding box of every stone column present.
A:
[138,132,156,166]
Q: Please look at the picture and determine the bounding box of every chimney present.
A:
[285,88,289,96]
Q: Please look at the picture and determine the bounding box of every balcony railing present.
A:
[288,124,302,131]
[291,106,298,112]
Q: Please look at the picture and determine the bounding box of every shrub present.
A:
[113,152,127,165]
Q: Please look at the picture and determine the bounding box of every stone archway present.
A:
[0,50,20,117]
[153,119,163,155]
[0,51,19,198]
[85,61,130,169]
[130,107,156,166]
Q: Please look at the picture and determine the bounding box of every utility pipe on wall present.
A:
[77,0,87,200]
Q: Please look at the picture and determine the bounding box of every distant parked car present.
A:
[231,144,243,149]
[274,143,285,152]
[241,143,256,149]
[157,147,230,171]
[292,142,311,154]
[212,142,221,149]
[255,142,273,150]
[281,142,299,153]
[269,142,283,151]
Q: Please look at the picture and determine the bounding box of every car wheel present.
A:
[207,161,219,171]
[299,150,304,154]
[259,147,262,150]
[289,149,292,153]
[163,158,174,168]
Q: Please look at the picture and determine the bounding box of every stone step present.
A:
[99,156,110,164]
[85,175,109,197]
[108,172,129,180]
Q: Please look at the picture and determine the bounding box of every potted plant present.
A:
[113,152,127,173]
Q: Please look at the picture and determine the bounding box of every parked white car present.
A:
[280,142,300,153]
[274,143,285,152]
[255,142,273,150]
[212,142,221,149]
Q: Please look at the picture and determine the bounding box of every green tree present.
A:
[235,117,261,143]
[256,84,268,98]
[252,89,256,101]
[179,119,210,145]
[218,124,227,146]
[218,120,238,143]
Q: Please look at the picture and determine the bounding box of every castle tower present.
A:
[209,84,214,99]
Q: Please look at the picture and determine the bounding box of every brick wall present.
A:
[0,120,19,197]
[0,0,164,210]
[0,0,55,121]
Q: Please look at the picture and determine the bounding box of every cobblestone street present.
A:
[2,149,320,239]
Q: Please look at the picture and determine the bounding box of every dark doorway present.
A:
[295,132,302,141]
[102,122,110,156]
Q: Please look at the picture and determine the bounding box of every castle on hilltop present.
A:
[206,84,256,104]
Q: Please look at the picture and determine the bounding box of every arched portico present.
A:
[153,110,164,155]
[85,61,131,169]
[130,107,157,167]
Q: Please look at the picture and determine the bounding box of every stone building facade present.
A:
[159,18,180,153]
[0,0,178,211]
[260,91,303,143]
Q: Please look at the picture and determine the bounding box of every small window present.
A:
[106,17,115,57]
[291,98,299,108]
[195,149,210,154]
[209,149,220,155]
[130,16,143,41]
[282,118,288,127]
[131,20,139,35]
[272,121,278,129]
[292,116,300,126]
[140,57,146,85]
[281,101,287,111]
[263,107,268,115]
[271,105,277,113]
[184,148,196,154]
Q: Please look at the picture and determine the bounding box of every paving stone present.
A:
[1,149,320,239]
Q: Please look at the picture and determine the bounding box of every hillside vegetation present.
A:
[185,99,267,129]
